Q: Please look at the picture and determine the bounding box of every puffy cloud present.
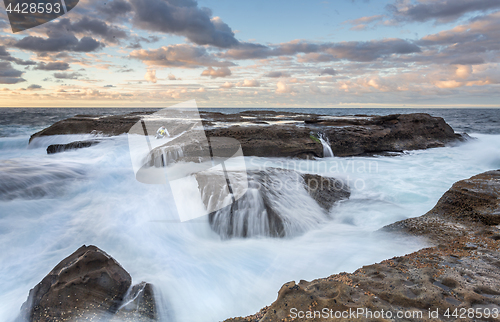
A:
[275,81,296,94]
[320,68,337,76]
[0,62,25,84]
[99,0,133,19]
[144,69,157,83]
[35,62,70,71]
[264,71,290,78]
[223,39,420,62]
[54,72,82,79]
[0,45,36,65]
[130,0,238,48]
[168,73,177,80]
[15,33,103,52]
[455,65,472,78]
[130,44,234,68]
[48,18,128,43]
[387,0,500,24]
[27,84,42,90]
[201,66,231,78]
[220,81,234,89]
[236,79,260,87]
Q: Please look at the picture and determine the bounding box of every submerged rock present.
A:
[46,140,100,154]
[226,170,500,321]
[17,245,158,322]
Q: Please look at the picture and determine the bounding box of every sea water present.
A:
[0,108,499,321]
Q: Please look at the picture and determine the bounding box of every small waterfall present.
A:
[318,133,334,158]
[203,169,327,238]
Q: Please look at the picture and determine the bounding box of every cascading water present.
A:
[318,133,334,158]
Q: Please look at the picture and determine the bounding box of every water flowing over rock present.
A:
[226,170,500,321]
[200,169,350,238]
[16,245,158,322]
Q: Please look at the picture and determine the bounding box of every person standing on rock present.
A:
[156,126,169,139]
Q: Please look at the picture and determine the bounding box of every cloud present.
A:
[168,73,177,80]
[201,66,231,78]
[145,69,157,83]
[0,62,26,84]
[15,33,103,52]
[35,62,70,71]
[130,44,234,68]
[236,79,260,87]
[99,0,133,19]
[129,0,239,48]
[27,84,42,90]
[275,81,296,94]
[48,18,128,43]
[222,39,420,62]
[320,68,337,76]
[54,72,82,79]
[344,14,384,30]
[220,81,234,89]
[0,45,36,65]
[387,0,500,24]
[264,71,290,78]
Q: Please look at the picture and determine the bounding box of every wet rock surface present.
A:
[46,140,100,154]
[226,170,500,321]
[30,111,463,158]
[17,245,158,322]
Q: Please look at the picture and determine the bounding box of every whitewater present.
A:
[0,108,499,321]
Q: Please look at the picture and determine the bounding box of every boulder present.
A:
[18,245,132,321]
[46,140,100,154]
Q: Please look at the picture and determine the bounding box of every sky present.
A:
[0,0,500,107]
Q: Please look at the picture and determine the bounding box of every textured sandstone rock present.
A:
[225,171,500,321]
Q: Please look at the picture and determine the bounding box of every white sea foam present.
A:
[0,132,499,321]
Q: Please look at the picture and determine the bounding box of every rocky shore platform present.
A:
[226,170,500,322]
[30,110,465,158]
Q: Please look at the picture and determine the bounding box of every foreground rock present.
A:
[226,170,500,321]
[17,245,157,321]
[31,111,464,158]
[201,169,350,238]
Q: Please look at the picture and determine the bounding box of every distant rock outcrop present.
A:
[30,111,464,158]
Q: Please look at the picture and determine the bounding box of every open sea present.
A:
[0,108,499,321]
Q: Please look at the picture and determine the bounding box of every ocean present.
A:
[0,108,499,321]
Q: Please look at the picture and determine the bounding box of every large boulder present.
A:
[18,245,132,321]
